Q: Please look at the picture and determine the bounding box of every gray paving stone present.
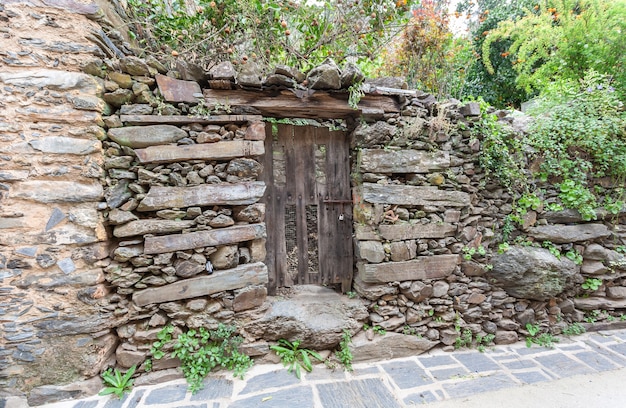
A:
[429,366,469,380]
[587,333,616,343]
[177,405,209,408]
[501,359,538,370]
[608,342,626,359]
[584,341,626,365]
[190,378,233,401]
[555,343,585,351]
[453,352,500,372]
[443,373,517,398]
[144,383,188,404]
[404,390,440,405]
[352,365,380,375]
[317,378,402,408]
[229,386,313,408]
[381,360,433,389]
[534,354,595,378]
[240,369,300,394]
[513,370,552,384]
[73,401,98,408]
[303,365,347,381]
[514,346,555,356]
[573,351,621,372]
[417,354,457,368]
[104,389,145,408]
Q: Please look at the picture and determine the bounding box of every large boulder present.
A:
[244,286,368,349]
[488,246,580,300]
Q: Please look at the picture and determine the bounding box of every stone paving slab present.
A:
[34,328,626,408]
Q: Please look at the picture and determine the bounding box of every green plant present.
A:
[562,323,586,336]
[335,330,353,372]
[482,0,626,101]
[271,339,323,379]
[346,291,357,299]
[372,325,386,336]
[99,365,136,399]
[565,249,583,265]
[497,242,510,254]
[476,333,495,352]
[462,245,487,260]
[542,241,561,259]
[454,328,474,349]
[525,323,558,348]
[151,325,174,360]
[582,278,602,292]
[584,309,602,323]
[348,82,364,110]
[172,324,253,393]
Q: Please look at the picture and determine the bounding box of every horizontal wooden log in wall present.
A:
[144,223,266,254]
[358,254,460,283]
[132,262,268,306]
[134,140,264,164]
[361,183,470,207]
[137,181,266,211]
[120,114,262,125]
[203,89,400,119]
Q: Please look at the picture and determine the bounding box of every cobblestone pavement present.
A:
[40,328,626,408]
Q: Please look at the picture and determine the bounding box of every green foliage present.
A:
[525,323,559,348]
[381,0,473,98]
[362,324,386,335]
[151,324,174,360]
[476,333,495,353]
[348,81,365,110]
[582,278,602,292]
[542,241,561,259]
[471,99,527,191]
[565,249,583,265]
[482,0,626,101]
[124,0,415,72]
[99,365,136,399]
[562,322,586,336]
[462,245,486,260]
[454,328,474,349]
[335,330,353,372]
[172,324,253,393]
[457,0,535,107]
[271,339,323,379]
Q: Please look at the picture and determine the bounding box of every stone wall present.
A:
[350,99,626,348]
[2,0,626,405]
[0,0,119,401]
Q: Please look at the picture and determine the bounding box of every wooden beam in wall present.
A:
[202,89,400,119]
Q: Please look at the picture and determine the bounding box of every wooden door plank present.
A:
[260,123,276,294]
[120,114,261,125]
[315,127,332,286]
[323,130,353,291]
[293,126,309,284]
[276,124,292,286]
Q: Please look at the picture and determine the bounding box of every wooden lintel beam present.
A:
[120,114,263,125]
[203,89,400,119]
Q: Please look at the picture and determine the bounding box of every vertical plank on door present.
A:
[260,122,276,294]
[330,129,354,292]
[275,124,291,286]
[315,127,332,286]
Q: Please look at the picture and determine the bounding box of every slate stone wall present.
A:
[350,100,626,348]
[0,1,119,400]
[2,0,626,405]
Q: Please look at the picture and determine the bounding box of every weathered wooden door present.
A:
[262,123,353,294]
